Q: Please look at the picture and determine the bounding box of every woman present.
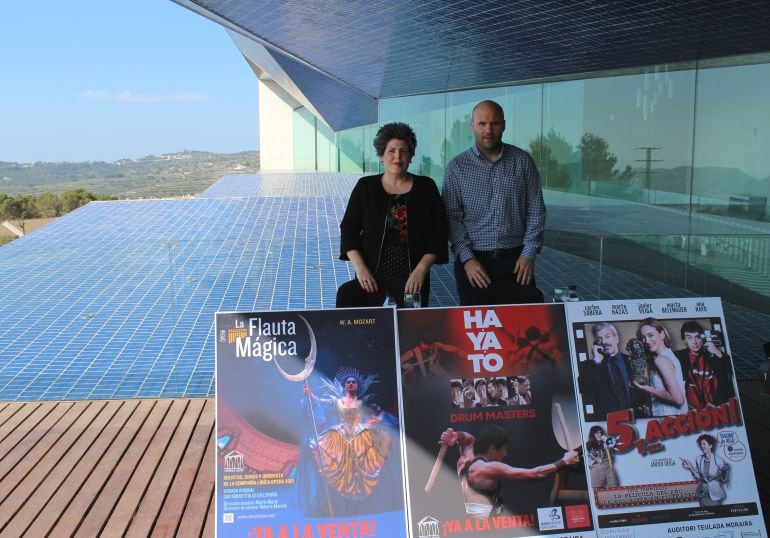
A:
[680,434,729,506]
[585,425,618,487]
[633,317,687,416]
[302,368,393,508]
[336,122,448,308]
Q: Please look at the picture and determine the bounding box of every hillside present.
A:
[0,151,260,198]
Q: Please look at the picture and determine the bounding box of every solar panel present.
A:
[0,173,363,401]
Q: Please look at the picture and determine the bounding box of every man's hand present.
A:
[464,258,492,288]
[440,428,458,446]
[563,450,579,466]
[591,343,605,364]
[704,340,723,358]
[513,256,534,285]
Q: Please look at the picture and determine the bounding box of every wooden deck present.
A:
[0,382,767,536]
[0,398,214,537]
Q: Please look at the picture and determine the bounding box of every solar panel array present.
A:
[0,173,369,401]
[1,171,766,402]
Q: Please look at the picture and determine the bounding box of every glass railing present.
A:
[597,234,770,309]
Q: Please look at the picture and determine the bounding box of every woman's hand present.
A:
[632,380,651,392]
[345,250,378,294]
[365,413,383,428]
[405,254,437,295]
[356,266,378,294]
[405,265,427,294]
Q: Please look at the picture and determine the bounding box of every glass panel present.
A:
[292,107,316,170]
[316,119,336,172]
[541,80,584,194]
[542,67,698,206]
[363,125,379,174]
[337,126,367,174]
[692,60,770,228]
[379,93,446,184]
[598,234,770,315]
[445,87,507,176]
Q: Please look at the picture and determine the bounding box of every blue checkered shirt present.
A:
[442,143,546,263]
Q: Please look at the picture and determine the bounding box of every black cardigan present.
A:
[339,174,449,273]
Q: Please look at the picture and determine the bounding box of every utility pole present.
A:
[634,147,662,204]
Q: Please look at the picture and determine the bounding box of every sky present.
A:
[1,0,259,163]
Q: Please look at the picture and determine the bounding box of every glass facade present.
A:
[287,53,770,313]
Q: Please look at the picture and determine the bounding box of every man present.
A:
[450,380,464,408]
[440,426,578,519]
[588,322,645,417]
[485,377,508,406]
[674,321,735,409]
[506,377,523,405]
[518,376,533,405]
[474,379,488,407]
[495,378,509,402]
[443,100,546,305]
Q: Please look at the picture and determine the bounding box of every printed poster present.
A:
[398,304,595,538]
[565,297,766,537]
[215,308,408,538]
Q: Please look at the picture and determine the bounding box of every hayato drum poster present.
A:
[565,296,766,537]
[215,308,407,538]
[398,304,595,538]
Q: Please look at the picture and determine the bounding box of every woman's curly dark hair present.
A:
[373,122,417,157]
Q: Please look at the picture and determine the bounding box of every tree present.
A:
[60,188,98,212]
[0,194,40,235]
[529,129,573,190]
[578,133,634,184]
[35,192,62,217]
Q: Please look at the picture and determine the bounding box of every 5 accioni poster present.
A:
[565,297,766,537]
[215,308,407,538]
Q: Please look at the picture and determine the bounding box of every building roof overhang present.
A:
[172,0,770,130]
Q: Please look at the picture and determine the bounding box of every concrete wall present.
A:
[258,80,295,170]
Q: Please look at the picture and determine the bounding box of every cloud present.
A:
[79,90,208,102]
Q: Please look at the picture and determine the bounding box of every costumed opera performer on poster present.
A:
[300,367,399,516]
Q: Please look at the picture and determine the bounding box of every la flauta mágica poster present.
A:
[215,307,408,538]
[565,296,766,537]
[397,304,595,538]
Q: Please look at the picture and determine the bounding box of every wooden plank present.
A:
[0,401,95,526]
[0,401,47,466]
[0,401,38,436]
[153,398,215,537]
[99,399,190,536]
[49,399,156,537]
[202,486,215,538]
[0,401,77,511]
[0,400,109,536]
[71,399,174,537]
[176,420,216,538]
[126,398,206,536]
[21,399,138,537]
